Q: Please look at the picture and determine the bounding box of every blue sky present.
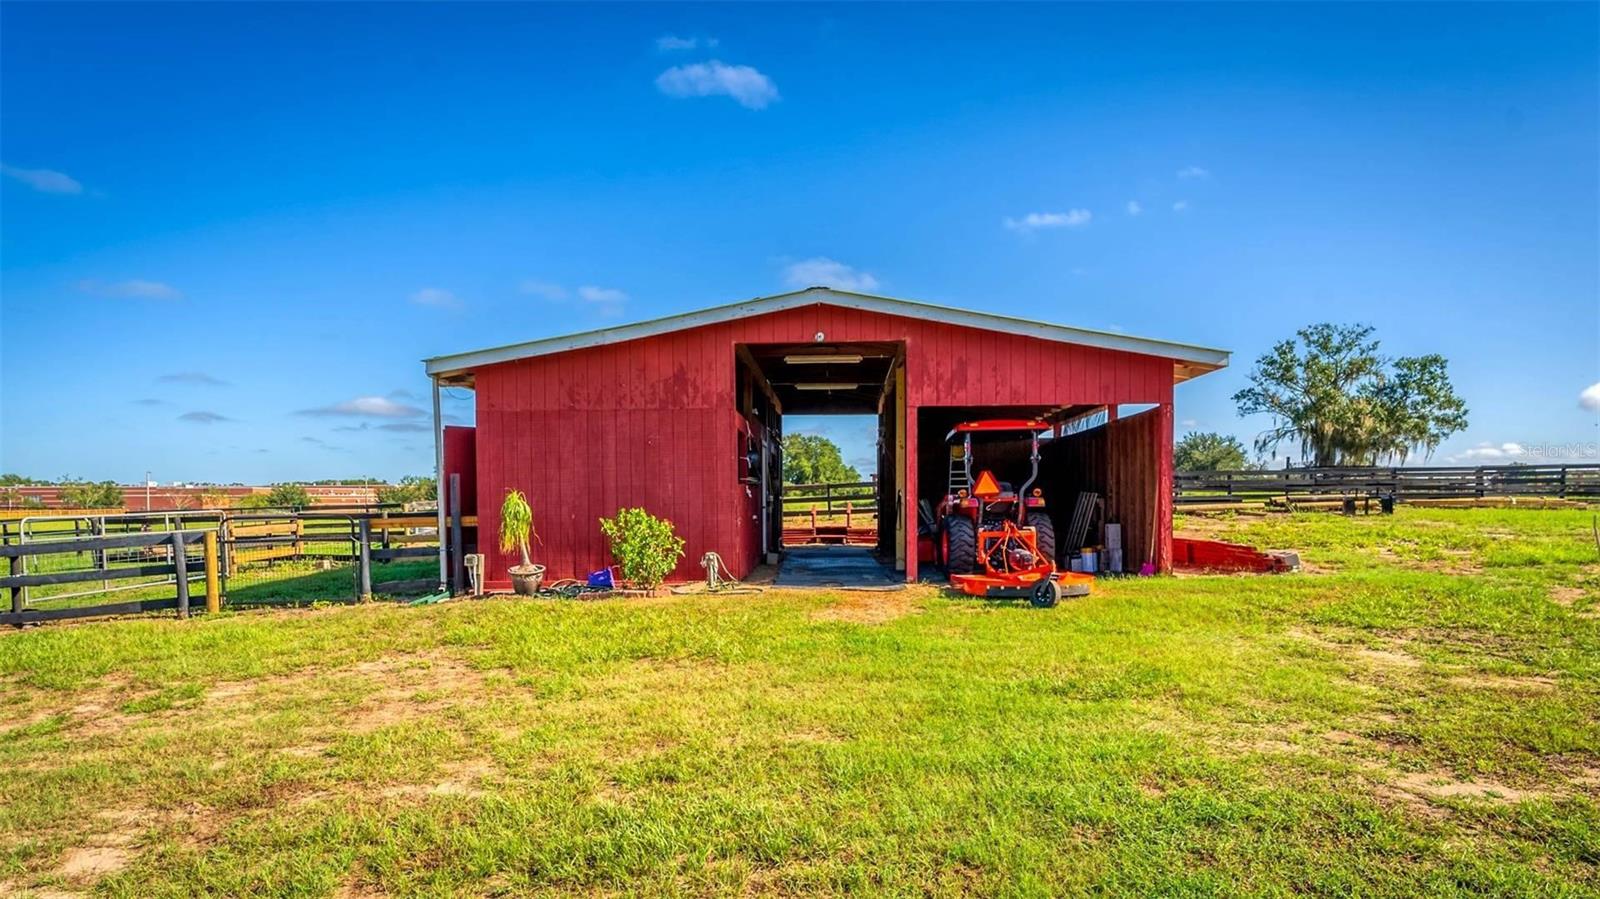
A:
[2,2,1596,483]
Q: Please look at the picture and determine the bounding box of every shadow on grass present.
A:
[226,561,436,607]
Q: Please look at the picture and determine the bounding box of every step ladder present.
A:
[948,445,969,494]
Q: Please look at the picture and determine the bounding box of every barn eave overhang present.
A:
[421,287,1230,385]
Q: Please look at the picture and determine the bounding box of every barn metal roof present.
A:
[423,286,1230,383]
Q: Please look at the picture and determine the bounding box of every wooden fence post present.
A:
[203,531,221,614]
[173,533,190,619]
[358,518,373,602]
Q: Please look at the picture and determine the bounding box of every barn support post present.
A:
[1156,402,1175,573]
[432,375,447,591]
[449,473,464,595]
[903,398,918,582]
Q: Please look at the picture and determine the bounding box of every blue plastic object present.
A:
[586,567,615,589]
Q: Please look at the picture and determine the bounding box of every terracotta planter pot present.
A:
[509,564,546,596]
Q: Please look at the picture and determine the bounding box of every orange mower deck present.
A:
[949,570,1094,598]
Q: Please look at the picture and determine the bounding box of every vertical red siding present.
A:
[470,302,1184,588]
[442,426,477,516]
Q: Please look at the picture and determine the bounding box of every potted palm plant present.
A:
[499,489,544,595]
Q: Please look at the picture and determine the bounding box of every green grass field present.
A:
[1,507,1597,897]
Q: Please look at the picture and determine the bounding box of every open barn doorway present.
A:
[735,341,906,586]
[913,404,1169,580]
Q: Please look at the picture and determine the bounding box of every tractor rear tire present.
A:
[1028,512,1057,567]
[944,517,977,575]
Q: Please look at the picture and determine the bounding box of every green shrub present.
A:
[598,507,685,589]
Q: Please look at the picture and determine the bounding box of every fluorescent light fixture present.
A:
[795,382,861,391]
[783,354,863,365]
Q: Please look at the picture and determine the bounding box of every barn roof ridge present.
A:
[423,286,1229,379]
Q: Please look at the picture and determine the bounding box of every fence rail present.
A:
[0,504,472,623]
[2,530,219,625]
[780,481,878,546]
[1174,463,1600,505]
[780,481,879,516]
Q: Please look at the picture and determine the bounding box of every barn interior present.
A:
[738,341,1170,581]
[735,342,901,585]
[914,404,1167,576]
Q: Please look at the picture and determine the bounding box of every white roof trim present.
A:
[423,287,1230,379]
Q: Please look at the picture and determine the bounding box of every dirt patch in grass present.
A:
[340,652,490,733]
[811,592,916,624]
[56,845,130,880]
[1391,771,1538,803]
[1290,628,1425,670]
[1548,585,1587,607]
[379,758,496,800]
[1447,673,1557,692]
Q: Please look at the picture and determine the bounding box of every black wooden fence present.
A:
[2,530,220,625]
[1174,464,1600,505]
[1,501,474,622]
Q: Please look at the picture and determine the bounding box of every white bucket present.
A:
[1081,549,1099,572]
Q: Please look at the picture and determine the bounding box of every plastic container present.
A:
[1105,523,1122,551]
[1080,548,1099,572]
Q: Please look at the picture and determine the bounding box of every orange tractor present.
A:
[936,420,1091,606]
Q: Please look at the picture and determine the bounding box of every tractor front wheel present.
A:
[1028,512,1057,567]
[943,516,977,575]
[1030,578,1062,608]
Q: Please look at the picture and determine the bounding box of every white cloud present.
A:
[1180,418,1199,428]
[781,257,880,292]
[657,34,716,51]
[656,60,779,109]
[576,285,627,305]
[409,287,460,309]
[1580,382,1600,411]
[1003,210,1092,233]
[1172,200,1190,212]
[1177,165,1211,179]
[297,396,425,419]
[78,278,181,300]
[576,285,628,316]
[2,163,83,195]
[519,280,568,301]
[1126,200,1142,216]
[1456,442,1527,462]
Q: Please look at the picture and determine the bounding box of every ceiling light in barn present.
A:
[794,383,862,391]
[783,354,863,365]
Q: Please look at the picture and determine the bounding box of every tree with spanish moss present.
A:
[1233,323,1468,467]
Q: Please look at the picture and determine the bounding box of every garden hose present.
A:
[698,551,761,593]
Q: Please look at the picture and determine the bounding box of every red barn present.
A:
[424,288,1228,590]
